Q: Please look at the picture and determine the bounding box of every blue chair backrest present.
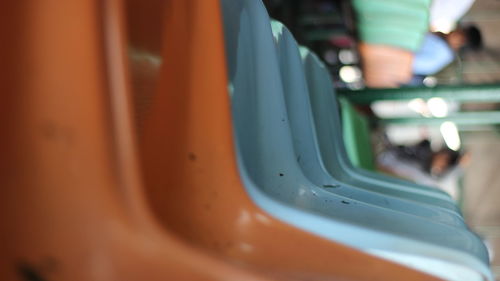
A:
[220,0,492,279]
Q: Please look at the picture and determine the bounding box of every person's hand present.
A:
[359,43,414,88]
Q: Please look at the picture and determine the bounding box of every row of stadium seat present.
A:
[0,0,492,280]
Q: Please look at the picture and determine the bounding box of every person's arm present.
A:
[359,43,414,88]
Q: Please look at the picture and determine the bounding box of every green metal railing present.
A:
[338,84,500,103]
[338,84,500,126]
[377,111,500,126]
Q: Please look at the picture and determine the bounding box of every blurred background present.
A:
[263,0,500,279]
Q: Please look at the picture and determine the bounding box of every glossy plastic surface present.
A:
[0,1,273,281]
[224,0,491,279]
[224,3,488,276]
[300,47,492,281]
[301,53,461,209]
[271,21,467,229]
[136,0,445,280]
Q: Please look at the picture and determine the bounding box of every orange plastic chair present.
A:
[136,1,443,280]
[0,1,272,280]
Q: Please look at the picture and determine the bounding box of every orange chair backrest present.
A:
[0,1,271,280]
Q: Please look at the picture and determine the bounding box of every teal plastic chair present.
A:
[272,22,491,279]
[298,51,458,207]
[298,46,492,280]
[221,0,491,280]
[271,20,463,225]
[338,96,375,171]
[295,45,460,212]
